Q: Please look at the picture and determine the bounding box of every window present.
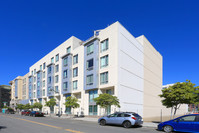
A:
[73,54,78,64]
[48,77,51,84]
[63,70,67,78]
[86,74,93,85]
[43,80,45,87]
[106,89,112,95]
[55,64,59,72]
[43,71,45,78]
[87,43,94,55]
[37,72,40,79]
[33,84,36,90]
[33,92,36,98]
[179,115,196,122]
[29,77,32,83]
[67,46,71,53]
[89,90,98,103]
[63,82,68,90]
[56,54,59,62]
[40,65,42,70]
[55,86,59,93]
[43,63,46,70]
[100,72,108,84]
[100,55,108,68]
[48,66,52,74]
[73,80,78,90]
[51,57,54,63]
[37,81,40,88]
[42,89,45,96]
[63,57,68,66]
[34,69,36,75]
[100,39,108,52]
[55,75,59,83]
[31,71,33,75]
[86,59,93,70]
[73,67,78,77]
[37,90,40,96]
[48,87,51,93]
[34,77,36,82]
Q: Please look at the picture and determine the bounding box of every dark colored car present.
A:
[5,108,15,114]
[30,111,44,117]
[158,114,199,132]
[98,112,143,128]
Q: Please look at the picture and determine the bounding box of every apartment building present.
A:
[11,21,187,121]
[9,73,29,109]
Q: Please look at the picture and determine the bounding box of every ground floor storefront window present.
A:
[89,105,97,115]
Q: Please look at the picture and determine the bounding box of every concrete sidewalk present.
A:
[45,115,158,128]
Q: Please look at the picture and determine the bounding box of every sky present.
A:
[0,0,199,86]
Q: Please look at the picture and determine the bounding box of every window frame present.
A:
[100,72,108,85]
[100,39,109,52]
[87,43,94,55]
[56,54,59,62]
[86,58,94,70]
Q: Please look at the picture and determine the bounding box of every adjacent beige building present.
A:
[9,73,29,109]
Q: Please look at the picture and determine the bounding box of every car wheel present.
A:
[100,119,106,126]
[163,125,173,133]
[123,121,131,128]
[33,114,36,117]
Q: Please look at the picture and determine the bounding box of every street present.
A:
[0,113,160,133]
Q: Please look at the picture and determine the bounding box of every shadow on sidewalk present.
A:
[0,126,7,130]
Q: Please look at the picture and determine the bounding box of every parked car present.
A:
[98,112,143,128]
[24,110,31,116]
[5,108,15,114]
[30,111,44,117]
[158,114,199,133]
[21,110,28,115]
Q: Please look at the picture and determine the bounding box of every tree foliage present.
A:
[45,98,56,113]
[33,102,43,110]
[94,93,120,115]
[64,96,80,110]
[16,104,24,110]
[23,104,31,110]
[159,80,199,118]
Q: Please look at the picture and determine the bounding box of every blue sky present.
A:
[0,0,199,86]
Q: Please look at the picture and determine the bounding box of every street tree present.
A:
[16,104,24,111]
[23,103,31,110]
[94,93,120,115]
[30,105,34,111]
[64,96,80,116]
[45,98,56,115]
[159,80,199,118]
[33,102,43,111]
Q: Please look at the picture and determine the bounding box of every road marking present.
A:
[2,114,84,133]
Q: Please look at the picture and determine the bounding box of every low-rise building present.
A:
[0,85,11,108]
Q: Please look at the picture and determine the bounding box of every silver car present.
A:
[98,112,143,128]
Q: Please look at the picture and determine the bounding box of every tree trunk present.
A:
[105,108,107,116]
[170,107,173,120]
[173,106,177,119]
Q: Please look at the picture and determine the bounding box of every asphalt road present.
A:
[0,113,160,133]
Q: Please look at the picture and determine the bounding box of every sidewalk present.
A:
[45,115,158,128]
